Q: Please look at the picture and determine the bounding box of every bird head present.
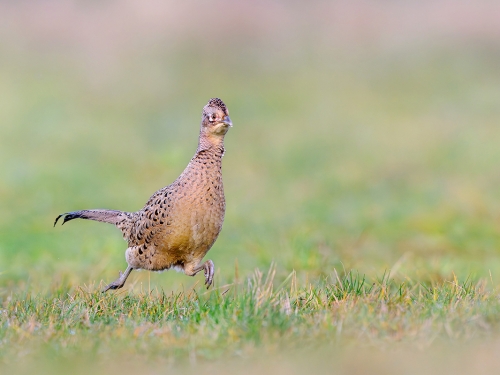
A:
[201,98,232,137]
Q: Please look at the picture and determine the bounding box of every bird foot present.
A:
[202,260,215,288]
[102,266,133,293]
[102,277,125,293]
[191,260,215,289]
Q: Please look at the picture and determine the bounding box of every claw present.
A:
[192,260,215,289]
[102,277,126,293]
[101,266,133,293]
[102,282,122,293]
[204,260,214,289]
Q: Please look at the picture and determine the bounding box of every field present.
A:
[1,1,500,374]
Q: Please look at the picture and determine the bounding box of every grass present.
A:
[1,1,500,374]
[2,267,500,374]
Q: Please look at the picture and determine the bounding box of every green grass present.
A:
[2,268,500,374]
[1,2,500,374]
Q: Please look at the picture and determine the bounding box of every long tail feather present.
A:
[54,209,129,227]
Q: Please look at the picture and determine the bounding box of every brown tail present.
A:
[54,209,130,227]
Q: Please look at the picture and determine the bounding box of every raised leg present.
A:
[102,265,134,293]
[192,259,215,288]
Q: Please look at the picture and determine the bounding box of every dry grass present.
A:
[2,266,500,374]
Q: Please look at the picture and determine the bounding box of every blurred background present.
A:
[1,0,500,293]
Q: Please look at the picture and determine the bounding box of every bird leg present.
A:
[102,265,133,293]
[192,260,214,288]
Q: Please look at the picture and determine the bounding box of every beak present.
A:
[222,115,233,127]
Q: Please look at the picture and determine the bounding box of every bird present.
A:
[54,98,232,292]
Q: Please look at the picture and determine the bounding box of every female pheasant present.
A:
[54,98,232,292]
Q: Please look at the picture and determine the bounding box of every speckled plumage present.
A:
[54,98,232,292]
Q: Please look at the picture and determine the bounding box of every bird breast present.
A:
[158,152,225,255]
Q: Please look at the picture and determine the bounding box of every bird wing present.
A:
[127,186,175,247]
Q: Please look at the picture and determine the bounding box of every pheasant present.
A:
[54,98,232,292]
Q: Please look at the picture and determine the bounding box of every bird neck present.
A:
[196,134,225,156]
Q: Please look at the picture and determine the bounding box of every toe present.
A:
[102,281,123,293]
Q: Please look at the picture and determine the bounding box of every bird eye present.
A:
[209,114,217,122]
